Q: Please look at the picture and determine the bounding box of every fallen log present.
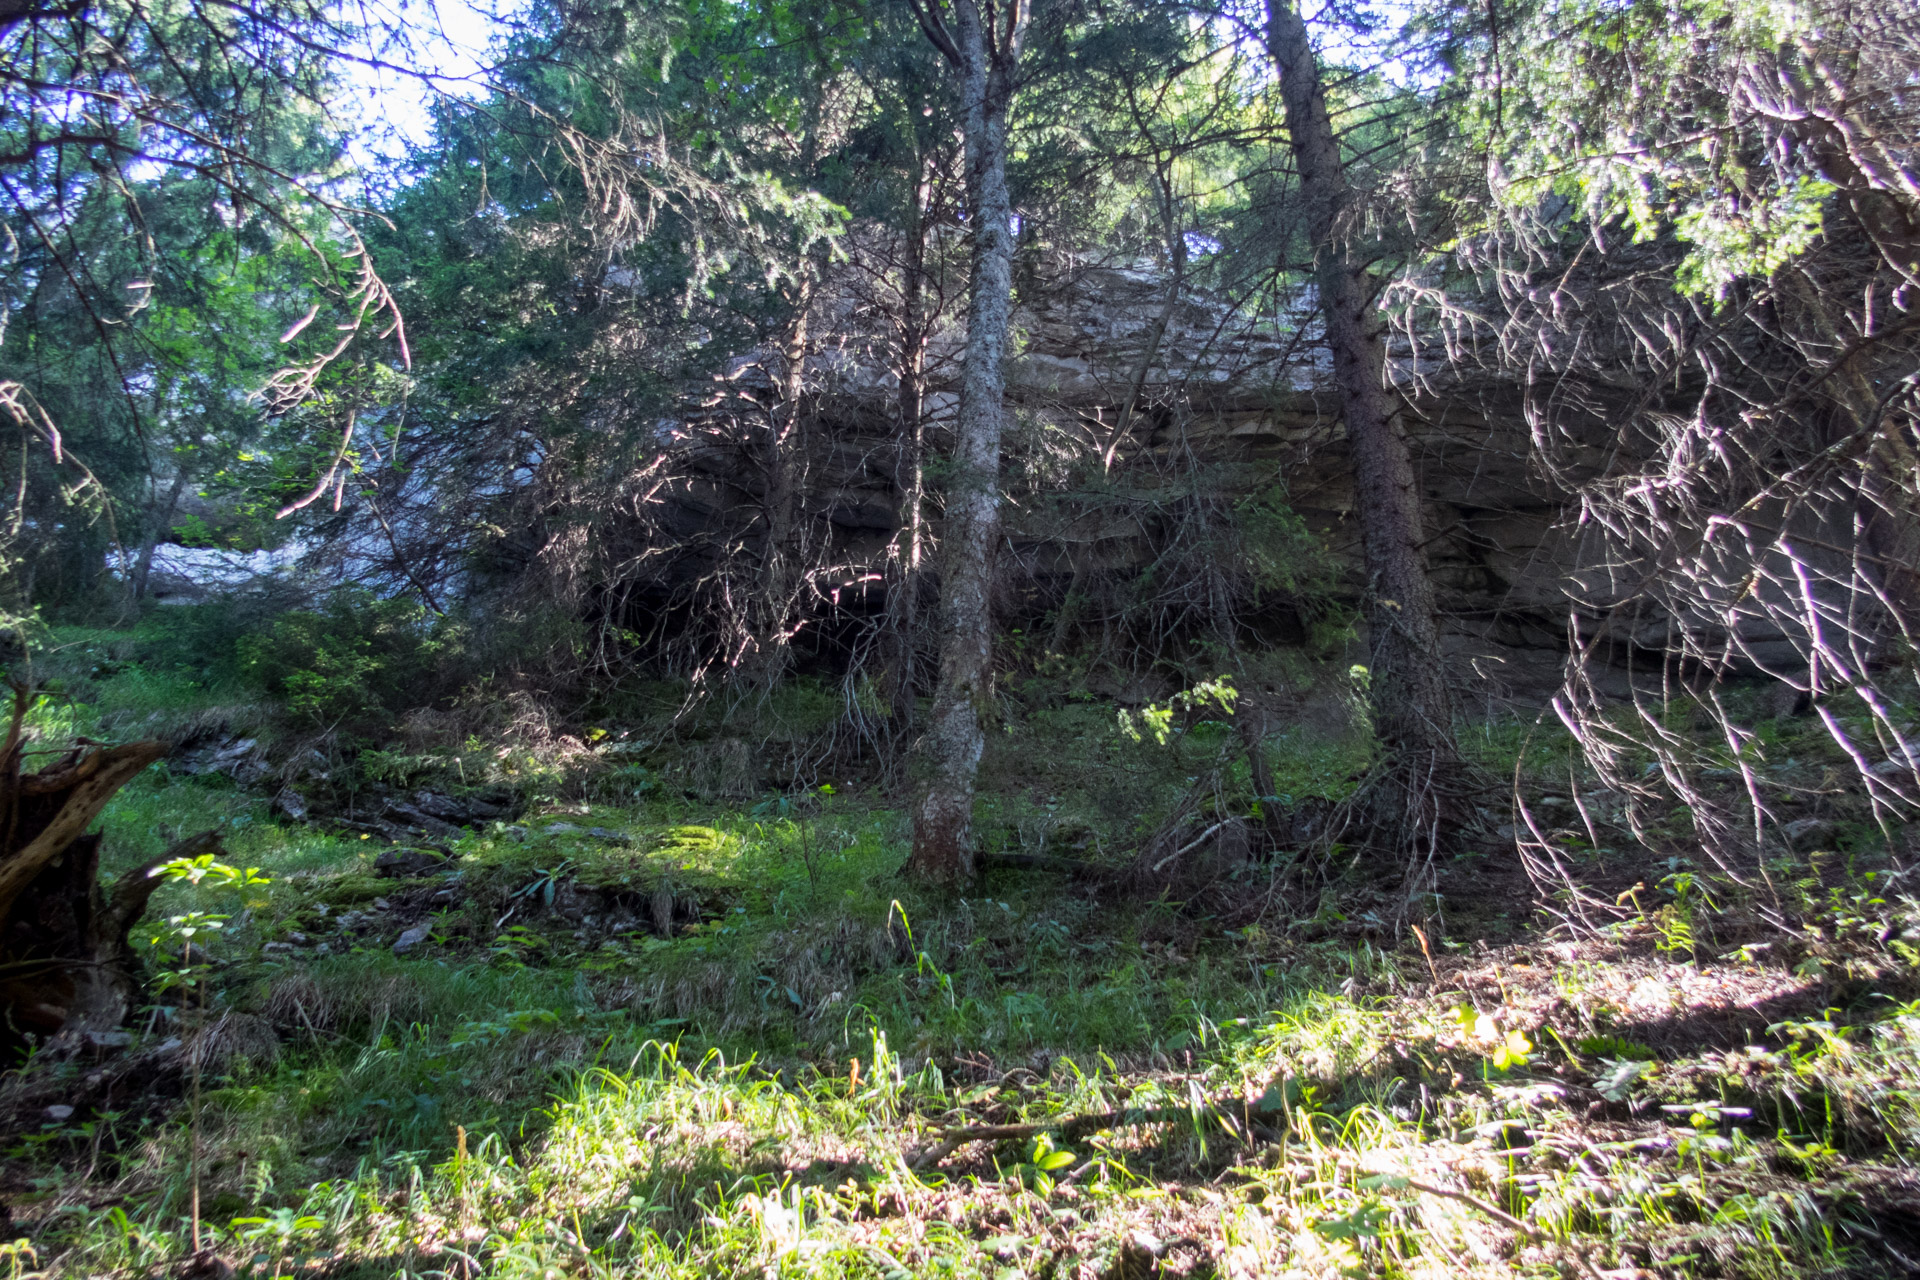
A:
[908,1095,1283,1169]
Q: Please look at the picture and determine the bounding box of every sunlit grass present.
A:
[7,631,1917,1277]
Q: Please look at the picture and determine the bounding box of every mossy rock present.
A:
[321,871,392,904]
[658,825,729,854]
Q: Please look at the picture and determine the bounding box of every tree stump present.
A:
[0,686,206,1052]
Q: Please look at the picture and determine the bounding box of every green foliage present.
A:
[1479,0,1842,300]
[2,0,1913,1265]
[237,593,465,728]
[143,854,272,997]
[0,1240,35,1280]
[1117,675,1237,747]
[1234,487,1353,652]
[1455,1004,1533,1073]
[1578,1034,1656,1062]
[126,598,301,690]
[5,667,1915,1280]
[0,0,394,610]
[1593,1057,1654,1102]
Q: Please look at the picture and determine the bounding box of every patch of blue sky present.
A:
[336,0,523,164]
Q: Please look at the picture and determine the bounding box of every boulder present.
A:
[410,789,510,822]
[272,787,309,822]
[374,847,448,878]
[172,735,270,785]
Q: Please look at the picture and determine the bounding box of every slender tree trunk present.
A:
[887,182,933,731]
[909,0,1023,882]
[130,466,190,602]
[1100,167,1187,472]
[1265,0,1461,846]
[746,270,816,683]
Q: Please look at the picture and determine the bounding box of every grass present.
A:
[4,642,1920,1278]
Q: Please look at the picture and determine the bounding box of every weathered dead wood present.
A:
[0,739,168,920]
[908,1094,1283,1169]
[1402,1177,1606,1280]
[0,828,222,1042]
[0,686,194,1047]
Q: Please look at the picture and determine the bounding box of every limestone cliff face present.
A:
[688,255,1583,698]
[661,252,1815,699]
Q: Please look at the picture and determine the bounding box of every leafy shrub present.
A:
[239,592,467,727]
[133,590,310,686]
[1234,485,1354,653]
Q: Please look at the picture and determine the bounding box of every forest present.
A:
[0,0,1916,1274]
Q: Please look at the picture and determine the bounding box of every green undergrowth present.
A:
[6,625,1920,1278]
[7,755,1920,1278]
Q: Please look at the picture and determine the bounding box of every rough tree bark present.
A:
[1264,0,1463,852]
[906,0,1025,882]
[0,689,201,1049]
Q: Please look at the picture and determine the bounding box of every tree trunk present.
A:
[1264,0,1462,850]
[908,0,1024,883]
[744,270,817,685]
[886,180,933,732]
[1100,165,1187,473]
[0,691,192,1052]
[130,466,190,603]
[1058,166,1186,654]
